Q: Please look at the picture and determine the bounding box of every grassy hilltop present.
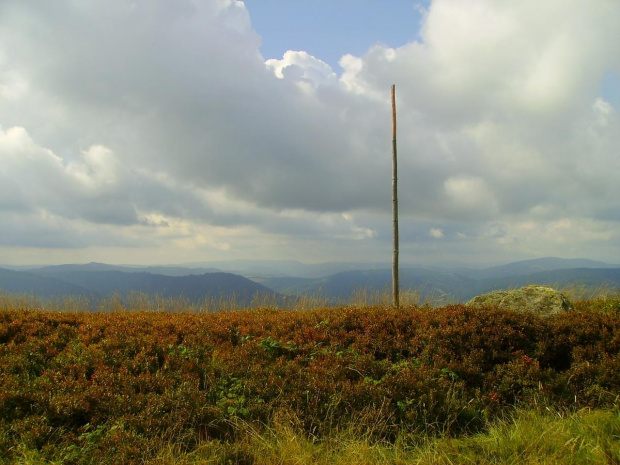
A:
[1,297,619,464]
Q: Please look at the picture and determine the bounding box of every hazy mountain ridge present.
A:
[260,268,477,302]
[182,257,620,280]
[1,258,618,306]
[32,262,222,277]
[0,268,279,306]
[260,258,620,303]
[263,267,620,304]
[473,268,620,295]
[456,257,618,280]
[0,268,98,298]
[179,260,391,279]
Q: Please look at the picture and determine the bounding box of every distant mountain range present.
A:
[178,259,391,279]
[0,268,94,297]
[260,266,620,304]
[179,257,619,280]
[452,257,618,280]
[0,265,279,307]
[0,257,618,307]
[31,262,222,277]
[255,257,620,303]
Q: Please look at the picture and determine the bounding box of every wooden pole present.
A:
[391,85,399,309]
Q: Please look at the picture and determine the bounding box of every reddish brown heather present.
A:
[1,304,619,463]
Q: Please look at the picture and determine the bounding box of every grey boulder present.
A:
[465,285,574,317]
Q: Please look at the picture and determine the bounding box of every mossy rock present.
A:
[466,285,574,317]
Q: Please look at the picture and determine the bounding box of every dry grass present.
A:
[142,408,620,465]
[558,282,620,302]
[9,408,619,464]
[1,280,616,315]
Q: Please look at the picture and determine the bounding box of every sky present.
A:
[0,0,619,267]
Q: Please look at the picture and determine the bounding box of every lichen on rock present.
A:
[465,285,574,317]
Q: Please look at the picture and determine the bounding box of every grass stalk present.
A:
[145,408,620,465]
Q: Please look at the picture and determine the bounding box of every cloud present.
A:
[429,228,444,239]
[0,0,618,264]
[0,126,136,224]
[266,50,337,87]
[443,176,498,220]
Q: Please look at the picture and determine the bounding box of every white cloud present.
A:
[443,176,498,219]
[0,126,138,224]
[0,0,618,265]
[429,228,444,239]
[266,50,337,86]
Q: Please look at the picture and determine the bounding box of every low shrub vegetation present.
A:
[1,298,619,464]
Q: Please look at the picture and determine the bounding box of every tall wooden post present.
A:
[391,85,399,309]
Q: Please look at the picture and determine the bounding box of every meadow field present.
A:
[0,294,619,464]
